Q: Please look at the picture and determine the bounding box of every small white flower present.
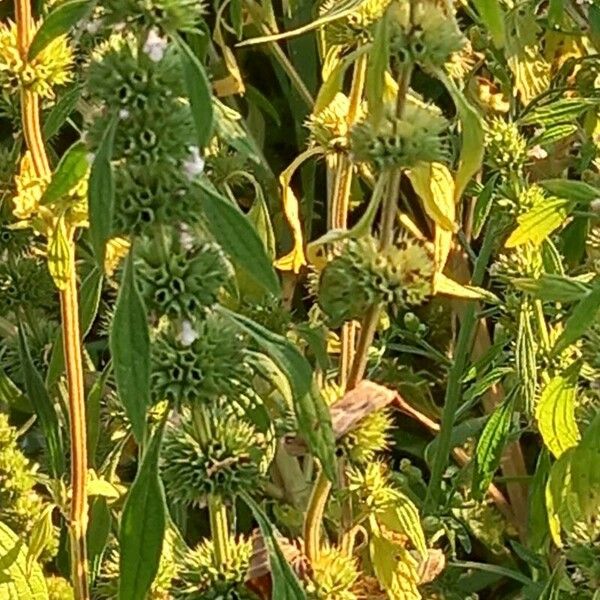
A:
[527,145,548,160]
[183,146,205,180]
[86,152,95,165]
[119,108,130,120]
[143,28,169,63]
[180,320,199,346]
[85,19,101,34]
[590,199,600,213]
[179,223,195,250]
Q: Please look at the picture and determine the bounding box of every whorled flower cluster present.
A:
[136,235,233,320]
[485,118,527,173]
[161,410,272,503]
[316,234,435,326]
[85,33,201,235]
[350,101,448,170]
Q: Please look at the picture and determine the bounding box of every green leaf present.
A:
[197,179,280,297]
[18,323,64,477]
[176,36,214,148]
[435,70,485,202]
[239,491,307,600]
[366,12,390,127]
[218,307,336,482]
[87,363,111,467]
[88,497,111,583]
[43,85,82,140]
[528,450,550,551]
[515,302,536,415]
[470,0,505,48]
[540,179,600,204]
[520,98,598,126]
[118,427,166,600]
[40,141,88,206]
[536,367,580,458]
[472,175,497,239]
[505,197,573,247]
[472,398,514,499]
[28,0,94,60]
[513,274,591,302]
[46,267,104,387]
[552,283,600,356]
[589,3,600,51]
[570,413,600,523]
[378,493,427,559]
[110,252,150,444]
[0,521,48,600]
[247,190,276,260]
[26,505,55,574]
[545,448,578,547]
[547,0,566,27]
[530,123,578,146]
[89,115,117,268]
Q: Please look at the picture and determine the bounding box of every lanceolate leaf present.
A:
[28,0,94,60]
[366,12,390,127]
[239,491,307,600]
[552,283,600,356]
[40,141,88,206]
[17,323,64,478]
[472,398,514,499]
[435,71,485,202]
[528,450,551,551]
[89,115,117,268]
[110,252,150,444]
[218,307,337,482]
[505,198,573,248]
[513,274,591,303]
[545,448,578,547]
[197,179,281,296]
[176,36,214,148]
[43,85,82,140]
[540,179,600,204]
[0,521,48,600]
[470,0,506,48]
[119,427,167,600]
[536,367,580,458]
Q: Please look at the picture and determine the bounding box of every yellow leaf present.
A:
[407,162,456,232]
[435,228,453,273]
[213,0,245,97]
[275,148,324,273]
[536,371,580,458]
[47,217,72,290]
[433,273,497,301]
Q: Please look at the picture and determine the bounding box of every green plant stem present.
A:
[534,299,551,352]
[303,468,332,563]
[425,221,498,512]
[192,404,231,564]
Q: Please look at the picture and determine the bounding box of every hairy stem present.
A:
[14,1,89,597]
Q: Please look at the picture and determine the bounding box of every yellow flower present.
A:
[307,543,360,600]
[0,20,73,99]
[12,152,49,222]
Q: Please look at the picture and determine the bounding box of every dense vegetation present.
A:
[0,0,599,598]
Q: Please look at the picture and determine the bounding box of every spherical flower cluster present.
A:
[321,0,393,47]
[151,314,252,405]
[0,20,73,99]
[45,576,74,600]
[102,0,205,34]
[175,535,253,599]
[347,461,397,513]
[317,234,435,326]
[389,1,465,69]
[136,236,233,319]
[306,543,360,600]
[351,102,448,170]
[161,411,271,503]
[85,34,201,235]
[485,118,527,172]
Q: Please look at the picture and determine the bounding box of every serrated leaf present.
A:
[530,124,578,147]
[18,324,64,477]
[505,197,572,248]
[471,0,505,48]
[540,179,600,204]
[28,0,94,60]
[40,142,88,206]
[536,369,580,458]
[26,505,55,574]
[218,307,336,482]
[513,274,591,302]
[43,85,82,140]
[47,218,72,290]
[378,494,427,559]
[0,521,48,600]
[110,252,150,444]
[551,283,600,356]
[545,448,578,547]
[239,491,306,600]
[197,179,280,296]
[436,70,484,202]
[473,398,514,499]
[570,414,600,523]
[366,12,390,127]
[520,98,598,126]
[176,36,214,148]
[119,426,166,600]
[89,115,117,268]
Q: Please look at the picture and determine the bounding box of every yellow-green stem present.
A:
[534,299,551,353]
[14,2,89,597]
[303,469,332,563]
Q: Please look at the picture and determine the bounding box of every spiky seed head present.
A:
[306,543,360,600]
